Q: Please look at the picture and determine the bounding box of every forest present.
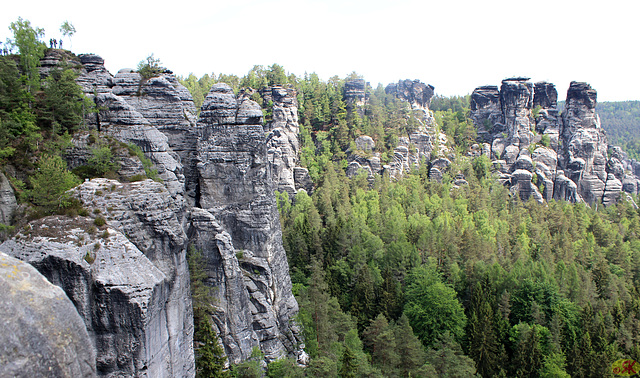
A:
[2,15,640,377]
[597,101,640,160]
[179,67,640,377]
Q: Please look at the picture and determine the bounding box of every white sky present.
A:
[2,0,638,101]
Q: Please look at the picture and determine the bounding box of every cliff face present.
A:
[1,180,194,377]
[469,79,640,205]
[261,86,313,196]
[194,83,303,363]
[1,52,304,376]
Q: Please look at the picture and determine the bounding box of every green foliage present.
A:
[6,17,46,93]
[180,65,640,377]
[404,263,467,346]
[266,358,304,378]
[137,54,164,79]
[87,145,120,177]
[178,73,216,112]
[27,154,80,214]
[595,101,640,159]
[93,216,106,227]
[188,246,228,378]
[59,21,76,49]
[127,143,160,181]
[472,154,492,182]
[0,57,39,159]
[540,134,551,147]
[532,105,543,119]
[38,67,93,134]
[426,331,479,377]
[231,347,263,377]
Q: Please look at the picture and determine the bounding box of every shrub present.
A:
[540,134,550,147]
[137,54,164,79]
[93,216,106,227]
[84,251,95,264]
[28,154,80,214]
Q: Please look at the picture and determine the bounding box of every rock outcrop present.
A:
[194,83,303,363]
[2,179,195,377]
[4,53,305,376]
[344,79,367,116]
[0,172,17,225]
[470,79,640,205]
[0,251,96,378]
[345,79,450,181]
[261,86,312,196]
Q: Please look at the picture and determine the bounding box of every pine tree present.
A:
[394,313,427,377]
[188,247,228,377]
[338,346,358,378]
[467,282,500,377]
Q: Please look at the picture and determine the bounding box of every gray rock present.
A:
[429,167,443,183]
[111,70,199,204]
[263,86,303,197]
[602,174,622,206]
[469,79,634,206]
[514,155,534,172]
[355,135,375,152]
[0,172,17,225]
[622,175,638,194]
[386,79,437,128]
[344,79,367,115]
[511,169,543,203]
[531,146,557,173]
[76,54,114,95]
[553,171,581,203]
[196,85,302,363]
[294,167,314,194]
[0,251,96,378]
[92,92,185,198]
[385,79,435,110]
[500,78,535,146]
[71,178,194,377]
[470,85,504,142]
[431,157,451,171]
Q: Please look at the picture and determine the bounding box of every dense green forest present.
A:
[557,100,640,161]
[3,15,640,377]
[597,101,640,160]
[180,66,640,377]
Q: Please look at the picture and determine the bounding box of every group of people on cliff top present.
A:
[49,39,62,49]
[0,39,63,55]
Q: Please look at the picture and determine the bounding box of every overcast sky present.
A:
[2,0,638,101]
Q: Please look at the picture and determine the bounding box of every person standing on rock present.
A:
[59,40,63,50]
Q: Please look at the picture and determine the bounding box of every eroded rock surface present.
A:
[262,86,312,196]
[0,251,96,378]
[195,84,303,363]
[2,178,194,377]
[470,79,639,205]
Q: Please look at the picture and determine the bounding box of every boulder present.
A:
[0,251,96,378]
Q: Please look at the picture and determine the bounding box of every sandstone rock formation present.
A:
[0,172,17,225]
[195,83,304,363]
[3,53,306,376]
[0,251,96,378]
[470,79,640,205]
[344,79,367,116]
[2,179,195,377]
[345,79,450,181]
[261,86,313,196]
